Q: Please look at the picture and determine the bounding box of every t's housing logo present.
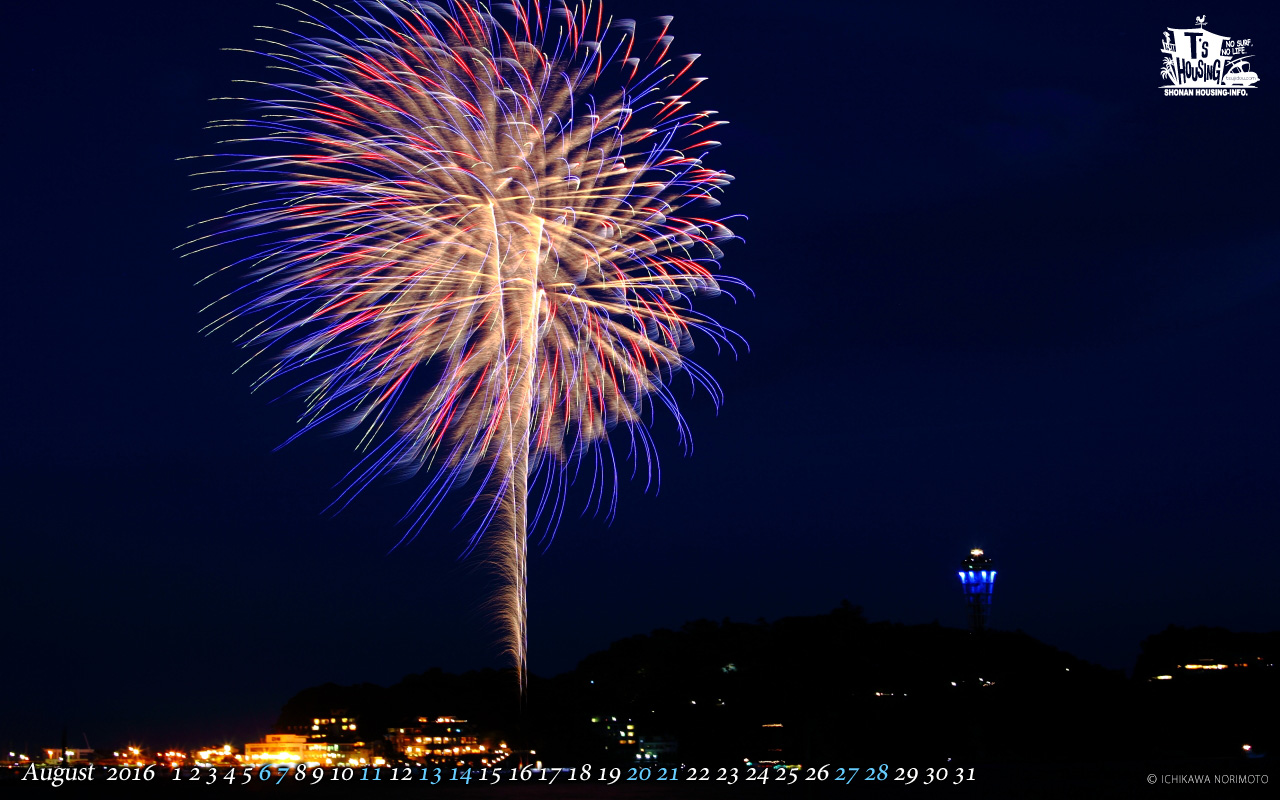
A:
[1160,16,1258,96]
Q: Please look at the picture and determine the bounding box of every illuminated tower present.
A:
[958,548,996,632]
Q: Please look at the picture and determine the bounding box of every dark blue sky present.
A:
[3,1,1278,749]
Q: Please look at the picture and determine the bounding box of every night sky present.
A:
[5,0,1278,750]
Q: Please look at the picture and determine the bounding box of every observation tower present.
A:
[958,549,996,632]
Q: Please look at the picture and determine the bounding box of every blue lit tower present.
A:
[958,548,996,632]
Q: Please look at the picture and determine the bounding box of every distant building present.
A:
[42,748,92,764]
[194,745,240,766]
[244,734,311,763]
[587,716,675,763]
[589,715,636,754]
[312,713,360,742]
[244,734,375,767]
[303,742,377,767]
[638,735,678,762]
[753,723,786,766]
[386,716,501,764]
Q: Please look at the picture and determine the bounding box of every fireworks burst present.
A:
[184,0,743,689]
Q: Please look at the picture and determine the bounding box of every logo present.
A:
[1161,16,1258,96]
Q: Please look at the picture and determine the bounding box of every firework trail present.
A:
[185,0,742,689]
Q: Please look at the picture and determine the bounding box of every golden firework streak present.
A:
[487,204,544,691]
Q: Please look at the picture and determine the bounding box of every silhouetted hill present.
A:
[554,603,1125,763]
[281,604,1263,764]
